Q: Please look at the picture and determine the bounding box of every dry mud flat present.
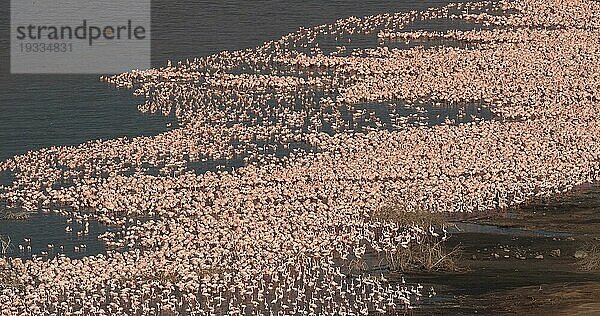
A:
[410,187,600,315]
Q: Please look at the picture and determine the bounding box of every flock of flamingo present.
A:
[2,0,600,314]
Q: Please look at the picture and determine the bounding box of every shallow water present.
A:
[0,213,108,259]
[0,170,15,187]
[449,222,572,238]
[408,185,600,314]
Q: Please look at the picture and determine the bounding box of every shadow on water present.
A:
[0,212,109,259]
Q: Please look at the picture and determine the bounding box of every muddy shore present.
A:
[409,186,600,315]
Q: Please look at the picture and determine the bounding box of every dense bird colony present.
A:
[2,0,600,314]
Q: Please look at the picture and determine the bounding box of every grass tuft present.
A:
[577,242,600,271]
[0,234,10,255]
[372,202,462,272]
[0,209,31,220]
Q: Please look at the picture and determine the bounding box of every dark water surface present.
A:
[0,0,464,161]
[1,2,600,313]
[0,213,109,259]
[410,187,600,314]
[0,0,471,257]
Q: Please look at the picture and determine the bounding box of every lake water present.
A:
[3,3,600,314]
[0,0,465,161]
[0,0,497,259]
